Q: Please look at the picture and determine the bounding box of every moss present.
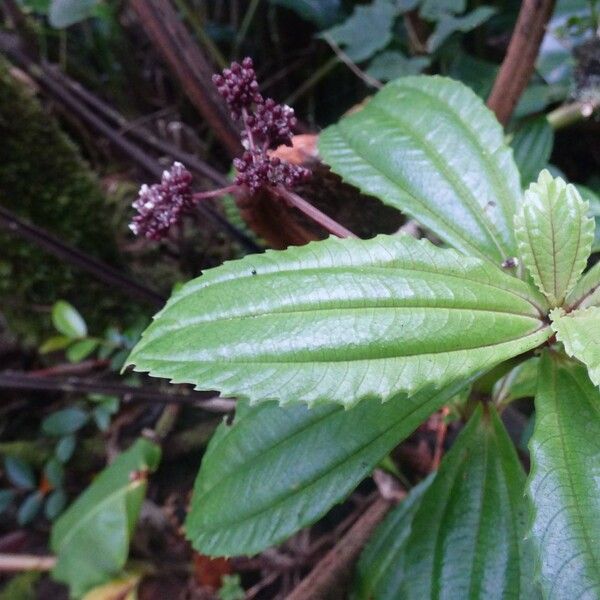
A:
[0,58,136,343]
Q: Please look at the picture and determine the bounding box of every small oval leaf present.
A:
[52,301,87,339]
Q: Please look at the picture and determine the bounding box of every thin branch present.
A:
[287,497,393,600]
[322,34,382,89]
[487,0,556,126]
[0,554,56,572]
[547,99,599,129]
[0,372,232,409]
[0,205,165,308]
[130,0,241,157]
[274,186,357,239]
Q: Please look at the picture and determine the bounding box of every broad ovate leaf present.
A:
[527,353,600,599]
[551,307,600,386]
[128,235,550,407]
[318,76,521,265]
[354,405,539,599]
[50,438,161,597]
[515,171,594,307]
[186,379,467,556]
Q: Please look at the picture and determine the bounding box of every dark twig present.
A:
[0,205,165,307]
[287,497,393,600]
[129,0,241,157]
[0,372,229,408]
[0,38,261,253]
[487,0,556,126]
[48,67,229,187]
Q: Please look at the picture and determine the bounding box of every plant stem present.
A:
[0,372,228,408]
[287,497,393,600]
[173,0,228,69]
[0,205,165,308]
[285,55,339,106]
[233,0,260,57]
[487,0,556,126]
[0,554,56,572]
[547,100,599,130]
[274,186,357,239]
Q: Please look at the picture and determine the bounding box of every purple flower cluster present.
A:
[130,162,194,240]
[213,57,309,192]
[233,151,310,193]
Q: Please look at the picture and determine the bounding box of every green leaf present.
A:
[318,76,521,265]
[44,488,67,521]
[51,301,87,339]
[355,405,539,599]
[510,117,554,188]
[515,171,594,307]
[427,6,496,53]
[50,438,161,597]
[44,458,64,488]
[366,51,430,82]
[39,335,72,354]
[17,491,43,525]
[492,357,540,405]
[270,0,343,28]
[42,407,89,437]
[551,307,600,386]
[352,476,434,600]
[420,0,465,19]
[48,0,98,28]
[55,435,76,463]
[186,379,468,556]
[66,339,99,363]
[527,353,600,599]
[0,571,40,600]
[128,235,550,408]
[0,489,16,514]
[4,457,36,489]
[320,0,399,62]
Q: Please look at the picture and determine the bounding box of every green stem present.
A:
[172,0,228,69]
[233,0,260,58]
[285,55,339,105]
[547,100,598,130]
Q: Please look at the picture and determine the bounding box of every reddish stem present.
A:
[274,186,357,239]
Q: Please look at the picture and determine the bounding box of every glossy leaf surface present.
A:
[515,171,594,307]
[318,76,521,264]
[128,236,549,407]
[50,438,161,597]
[551,307,600,386]
[355,406,538,599]
[527,353,600,599]
[186,380,467,556]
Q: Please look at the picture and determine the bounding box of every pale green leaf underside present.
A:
[527,353,600,599]
[515,171,594,307]
[318,76,521,265]
[128,235,549,407]
[50,439,161,597]
[565,260,600,310]
[551,307,600,386]
[355,406,539,599]
[186,380,467,557]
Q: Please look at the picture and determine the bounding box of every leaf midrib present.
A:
[53,479,144,552]
[141,323,549,365]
